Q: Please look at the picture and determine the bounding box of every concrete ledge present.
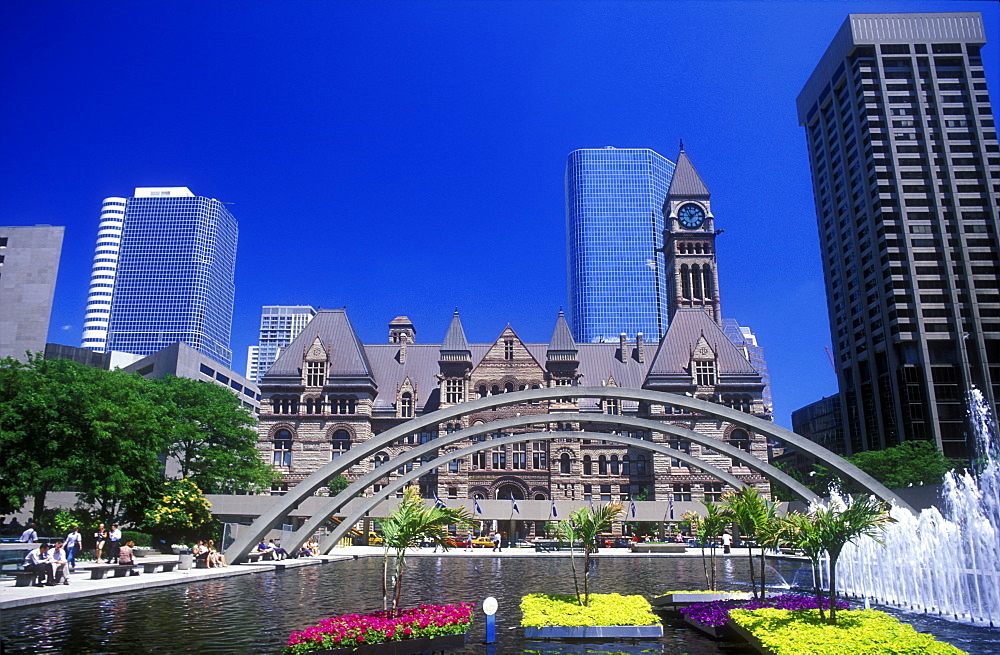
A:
[631,543,688,554]
[652,591,753,607]
[524,625,663,639]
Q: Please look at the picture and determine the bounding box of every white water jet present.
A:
[835,389,999,626]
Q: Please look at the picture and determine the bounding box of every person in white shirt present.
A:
[24,544,54,586]
[108,524,122,563]
[721,531,732,554]
[64,526,83,570]
[50,541,71,584]
[18,522,38,543]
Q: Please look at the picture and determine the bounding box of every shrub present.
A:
[520,593,659,628]
[729,608,966,655]
[121,530,152,547]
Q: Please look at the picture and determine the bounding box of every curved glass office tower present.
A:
[566,147,675,343]
[92,187,238,368]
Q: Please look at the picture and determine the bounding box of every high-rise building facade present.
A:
[0,225,64,362]
[246,305,317,382]
[84,187,239,368]
[566,147,675,343]
[798,13,999,459]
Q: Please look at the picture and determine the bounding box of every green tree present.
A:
[693,502,733,591]
[723,487,775,599]
[327,475,350,496]
[813,495,895,624]
[781,512,828,620]
[380,487,472,614]
[154,375,277,494]
[565,503,623,606]
[141,478,213,543]
[849,440,959,489]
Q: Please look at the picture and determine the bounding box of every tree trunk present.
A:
[32,492,47,528]
[828,554,839,625]
[583,546,591,606]
[759,548,767,600]
[382,551,389,612]
[811,558,825,621]
[701,543,711,590]
[393,550,406,616]
[568,535,582,605]
[746,544,757,599]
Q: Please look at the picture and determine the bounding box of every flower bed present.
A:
[284,603,473,655]
[521,593,663,639]
[728,608,966,655]
[680,594,848,628]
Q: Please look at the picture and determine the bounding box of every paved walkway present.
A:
[3,546,776,610]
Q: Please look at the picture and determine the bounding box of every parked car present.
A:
[368,533,383,545]
[444,536,464,548]
[471,536,494,548]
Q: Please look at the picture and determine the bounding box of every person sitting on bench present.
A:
[23,543,55,586]
[118,540,136,567]
[268,539,288,560]
[50,541,71,584]
[255,539,274,558]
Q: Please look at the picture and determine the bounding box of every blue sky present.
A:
[1,0,997,428]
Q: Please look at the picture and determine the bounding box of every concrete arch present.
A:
[227,386,911,562]
[264,414,806,560]
[306,430,751,556]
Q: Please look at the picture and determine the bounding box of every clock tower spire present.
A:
[663,146,722,324]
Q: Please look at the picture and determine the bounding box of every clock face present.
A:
[677,204,706,229]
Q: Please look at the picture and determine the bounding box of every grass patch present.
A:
[520,593,660,628]
[729,608,966,655]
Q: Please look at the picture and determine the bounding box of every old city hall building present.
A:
[255,151,774,528]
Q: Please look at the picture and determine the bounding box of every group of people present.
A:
[22,540,75,586]
[192,540,228,568]
[93,523,123,563]
[254,539,289,560]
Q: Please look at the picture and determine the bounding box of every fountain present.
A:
[834,389,999,626]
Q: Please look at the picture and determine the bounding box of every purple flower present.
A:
[680,594,849,627]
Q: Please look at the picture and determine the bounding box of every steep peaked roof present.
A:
[666,149,710,198]
[440,311,471,353]
[547,310,577,354]
[647,309,759,378]
[264,308,375,382]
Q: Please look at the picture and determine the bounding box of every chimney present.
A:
[636,333,644,363]
[619,333,627,362]
[399,334,407,364]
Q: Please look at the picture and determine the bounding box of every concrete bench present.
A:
[245,550,274,563]
[138,561,178,574]
[8,571,38,587]
[88,564,136,580]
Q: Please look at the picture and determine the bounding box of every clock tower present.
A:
[663,145,722,324]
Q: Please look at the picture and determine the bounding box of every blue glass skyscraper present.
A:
[566,147,675,343]
[98,187,238,368]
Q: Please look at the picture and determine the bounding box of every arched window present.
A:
[681,264,691,298]
[373,452,389,468]
[400,392,413,418]
[534,493,546,501]
[273,429,293,466]
[332,429,351,459]
[729,429,752,452]
[610,455,620,475]
[692,264,703,299]
[560,453,571,474]
[598,455,608,475]
[504,382,515,393]
[479,385,488,398]
[491,385,501,397]
[622,455,631,476]
[583,455,592,476]
[636,454,647,475]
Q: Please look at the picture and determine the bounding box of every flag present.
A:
[511,497,519,514]
[551,500,558,518]
[629,501,637,519]
[669,496,675,520]
[588,496,595,512]
[474,498,483,515]
[434,494,446,509]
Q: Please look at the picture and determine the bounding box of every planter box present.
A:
[651,591,752,607]
[726,619,775,655]
[682,615,731,639]
[524,625,663,639]
[307,631,469,655]
[133,548,158,558]
[630,543,687,554]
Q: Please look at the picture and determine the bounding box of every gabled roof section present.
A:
[440,310,471,355]
[646,309,759,379]
[264,308,375,383]
[547,310,577,355]
[666,148,710,198]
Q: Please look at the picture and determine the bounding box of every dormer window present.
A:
[694,360,717,386]
[306,361,326,387]
[504,339,515,360]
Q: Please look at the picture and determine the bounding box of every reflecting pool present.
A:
[2,556,994,654]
